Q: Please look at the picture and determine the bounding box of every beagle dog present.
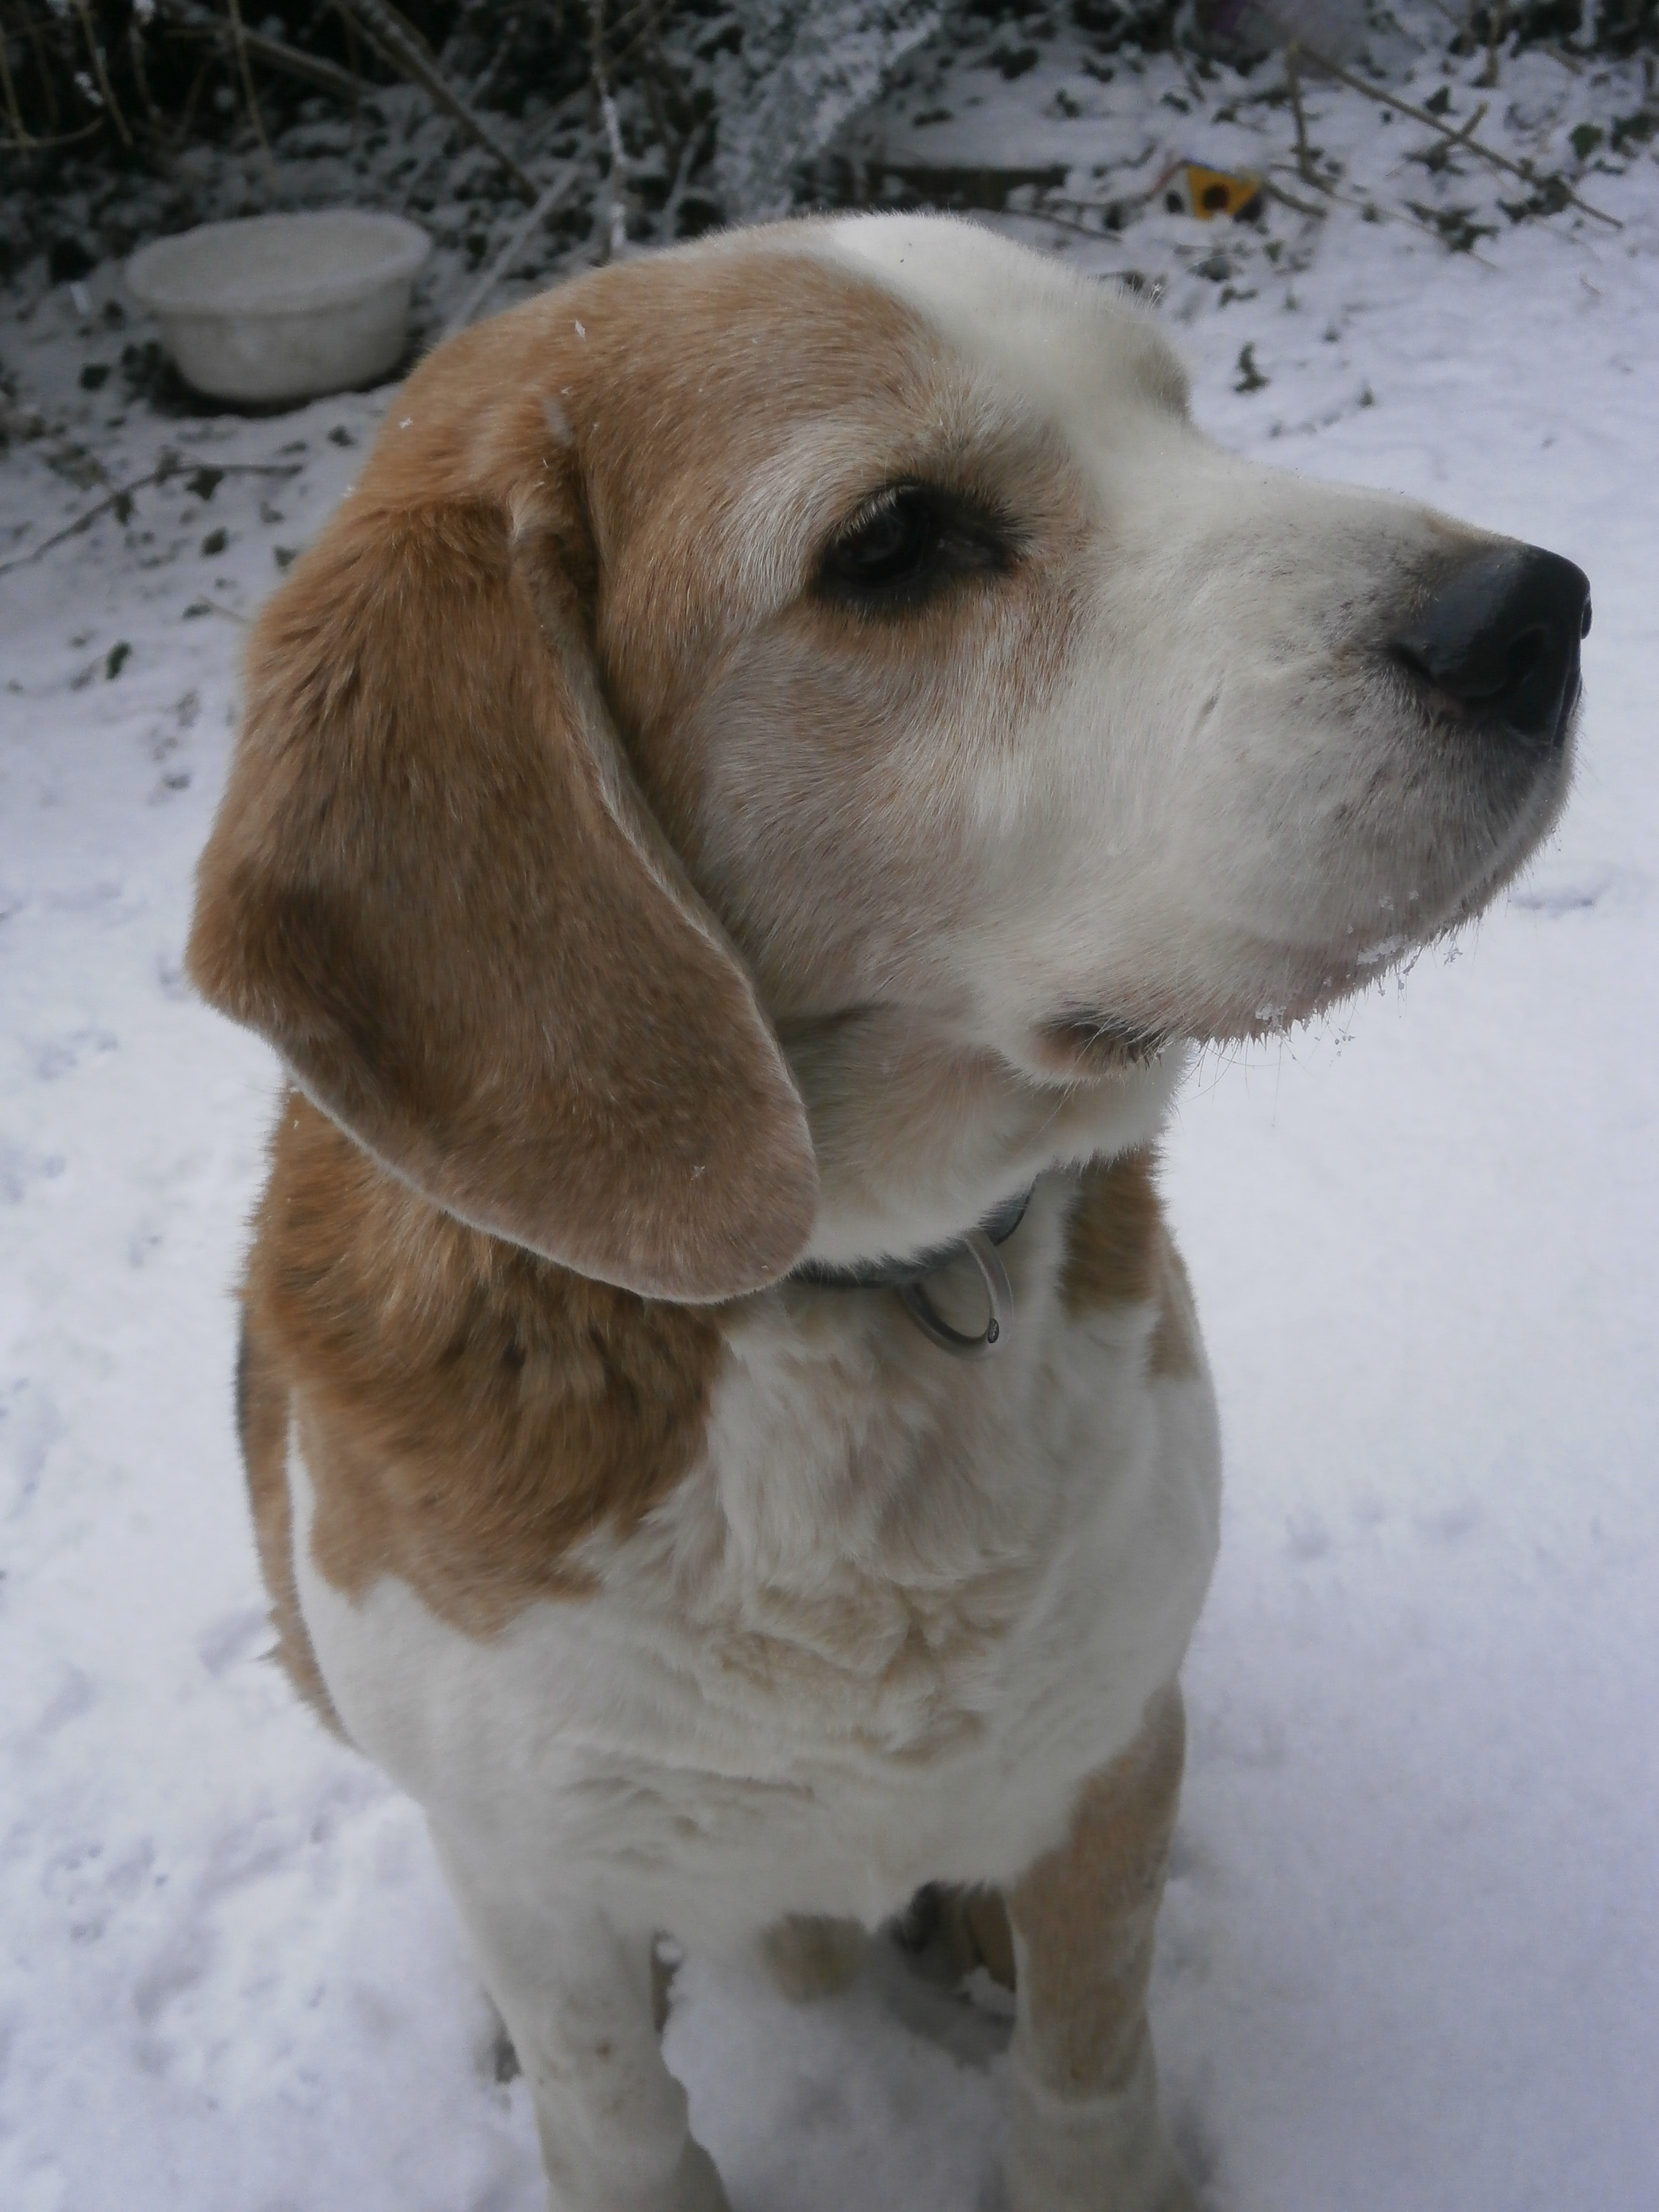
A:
[188,214,1586,2212]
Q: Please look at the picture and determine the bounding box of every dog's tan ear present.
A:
[187,491,817,1302]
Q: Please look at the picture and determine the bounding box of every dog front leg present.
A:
[1003,1684,1195,2212]
[432,1831,729,2212]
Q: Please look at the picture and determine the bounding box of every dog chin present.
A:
[1029,906,1479,1069]
[1027,1015,1178,1081]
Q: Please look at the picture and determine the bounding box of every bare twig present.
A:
[125,13,171,145]
[0,387,107,479]
[330,0,540,201]
[1449,99,1490,146]
[1263,176,1328,219]
[20,7,61,132]
[1296,173,1503,269]
[0,6,31,147]
[373,0,437,63]
[70,0,133,148]
[658,125,700,243]
[1478,2,1507,89]
[462,7,518,111]
[1,115,105,154]
[442,153,586,337]
[0,457,303,581]
[175,49,213,142]
[1173,32,1202,104]
[1298,41,1623,229]
[155,0,372,106]
[632,2,676,160]
[591,1,631,261]
[397,77,590,224]
[1285,42,1319,186]
[1003,204,1125,245]
[224,0,274,166]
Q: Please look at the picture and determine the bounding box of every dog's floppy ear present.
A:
[187,472,817,1303]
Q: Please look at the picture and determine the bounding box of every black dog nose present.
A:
[1394,546,1590,748]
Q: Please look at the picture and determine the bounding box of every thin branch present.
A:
[658,124,700,243]
[0,458,303,581]
[1449,99,1490,146]
[21,7,60,131]
[373,0,437,64]
[1263,176,1328,219]
[154,0,372,106]
[396,76,589,223]
[1279,170,1503,268]
[125,13,171,145]
[0,387,107,480]
[632,2,676,158]
[591,0,631,261]
[70,0,132,148]
[174,47,214,142]
[1284,41,1318,186]
[442,153,586,337]
[1297,40,1623,229]
[1,114,104,153]
[1478,1,1507,90]
[461,6,517,110]
[1002,203,1125,246]
[0,5,31,146]
[224,0,274,166]
[330,0,540,200]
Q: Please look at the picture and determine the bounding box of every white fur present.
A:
[290,1168,1218,2211]
[292,1175,1218,1924]
[275,215,1567,2212]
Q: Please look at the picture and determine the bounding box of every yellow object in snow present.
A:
[1160,162,1264,221]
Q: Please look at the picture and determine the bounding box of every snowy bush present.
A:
[0,0,1655,290]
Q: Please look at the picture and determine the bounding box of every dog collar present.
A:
[791,1186,1032,1361]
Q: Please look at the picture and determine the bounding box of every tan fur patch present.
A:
[1061,1150,1200,1381]
[236,1309,343,1732]
[1007,1683,1185,2100]
[243,1093,726,1638]
[1148,1243,1201,1381]
[1060,1149,1164,1314]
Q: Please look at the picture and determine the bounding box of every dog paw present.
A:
[543,2137,730,2212]
[1005,2044,1196,2212]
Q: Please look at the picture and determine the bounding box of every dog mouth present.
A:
[1034,1013,1175,1075]
[1387,643,1584,762]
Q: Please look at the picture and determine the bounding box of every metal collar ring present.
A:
[896,1229,1012,1361]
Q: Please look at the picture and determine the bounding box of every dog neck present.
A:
[790,1184,1034,1361]
[791,1184,1033,1293]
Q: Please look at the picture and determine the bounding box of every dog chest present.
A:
[286,1271,1221,1929]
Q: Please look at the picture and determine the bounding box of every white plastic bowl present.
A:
[126,212,431,405]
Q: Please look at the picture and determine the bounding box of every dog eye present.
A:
[818,484,1011,612]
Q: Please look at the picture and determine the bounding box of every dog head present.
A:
[188,214,1585,1297]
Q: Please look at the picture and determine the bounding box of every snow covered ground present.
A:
[2,26,1656,2212]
